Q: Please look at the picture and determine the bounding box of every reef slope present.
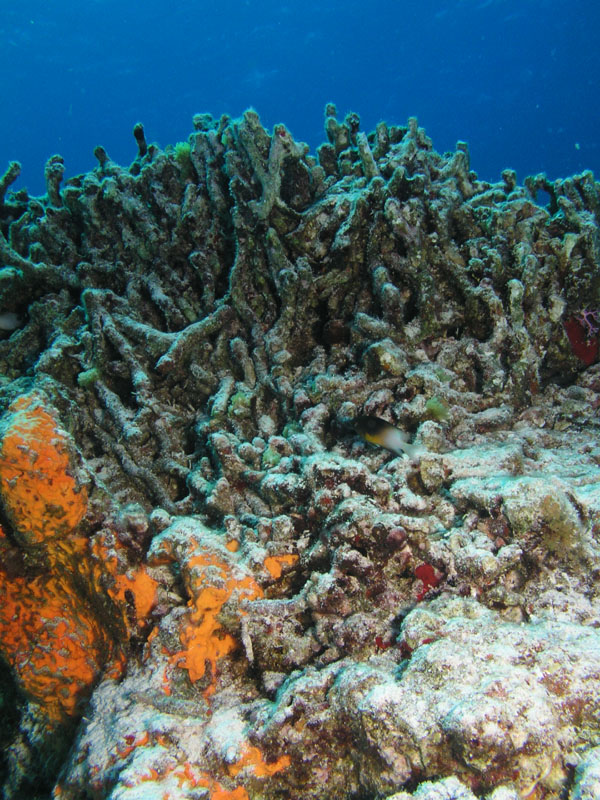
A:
[0,105,599,800]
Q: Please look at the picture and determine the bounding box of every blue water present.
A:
[2,0,598,196]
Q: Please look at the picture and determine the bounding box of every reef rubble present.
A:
[0,104,599,800]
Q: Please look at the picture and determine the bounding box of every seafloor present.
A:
[0,105,599,800]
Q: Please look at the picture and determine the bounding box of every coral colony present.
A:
[0,105,599,800]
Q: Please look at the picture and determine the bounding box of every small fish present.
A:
[0,312,22,331]
[354,415,423,459]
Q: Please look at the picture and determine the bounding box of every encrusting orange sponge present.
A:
[0,539,111,721]
[172,549,263,693]
[149,528,263,697]
[0,394,88,552]
[0,393,158,721]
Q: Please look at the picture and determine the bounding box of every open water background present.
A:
[1,0,598,196]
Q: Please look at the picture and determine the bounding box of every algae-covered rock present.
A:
[571,747,600,800]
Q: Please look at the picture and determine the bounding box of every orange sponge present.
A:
[0,393,88,551]
[0,544,110,720]
[173,550,263,691]
[0,393,157,722]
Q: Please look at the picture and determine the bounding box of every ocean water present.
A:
[1,0,598,197]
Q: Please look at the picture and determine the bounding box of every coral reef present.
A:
[0,103,599,799]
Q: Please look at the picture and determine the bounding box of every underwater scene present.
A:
[0,1,599,799]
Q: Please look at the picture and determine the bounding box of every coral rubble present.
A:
[0,104,599,799]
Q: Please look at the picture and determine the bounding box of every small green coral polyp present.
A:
[261,447,281,469]
[173,141,194,181]
[425,396,449,421]
[228,391,252,418]
[77,367,100,388]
